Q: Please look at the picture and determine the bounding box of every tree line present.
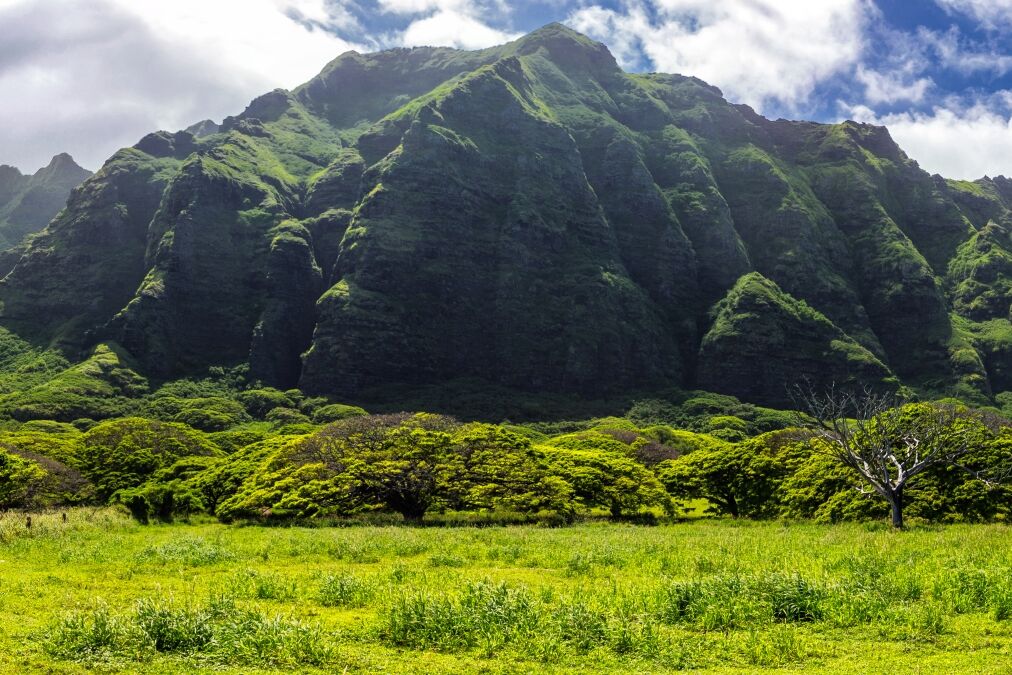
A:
[2,390,1011,529]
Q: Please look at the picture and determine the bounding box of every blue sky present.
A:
[1,0,1010,179]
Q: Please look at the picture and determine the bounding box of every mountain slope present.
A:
[1,23,1010,408]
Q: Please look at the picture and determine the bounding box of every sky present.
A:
[0,0,1010,179]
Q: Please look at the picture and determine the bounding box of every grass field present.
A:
[2,510,1012,673]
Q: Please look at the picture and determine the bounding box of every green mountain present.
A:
[2,24,1011,408]
[0,153,91,252]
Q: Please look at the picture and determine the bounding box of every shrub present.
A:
[238,388,296,418]
[312,403,368,424]
[265,407,312,426]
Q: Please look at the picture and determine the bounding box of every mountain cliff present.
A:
[1,24,1010,408]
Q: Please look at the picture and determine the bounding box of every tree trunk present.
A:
[398,501,428,523]
[888,492,904,529]
[725,494,739,518]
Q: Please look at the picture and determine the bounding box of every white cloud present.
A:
[935,0,1012,30]
[396,9,519,49]
[567,0,874,112]
[0,0,362,172]
[378,0,517,49]
[846,94,1012,179]
[917,26,1012,75]
[855,65,932,105]
[566,5,648,68]
[277,0,362,31]
[378,0,471,14]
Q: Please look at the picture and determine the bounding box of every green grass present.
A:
[3,510,1012,673]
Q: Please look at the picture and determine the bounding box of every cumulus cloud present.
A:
[846,93,1012,179]
[0,0,362,172]
[397,10,519,49]
[567,0,874,112]
[379,0,518,50]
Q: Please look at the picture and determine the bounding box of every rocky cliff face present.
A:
[2,24,1011,408]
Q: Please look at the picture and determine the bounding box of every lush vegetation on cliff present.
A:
[0,24,1010,408]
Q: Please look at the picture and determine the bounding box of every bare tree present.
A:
[795,385,1003,529]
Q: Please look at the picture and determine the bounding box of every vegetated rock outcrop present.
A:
[1,23,1011,408]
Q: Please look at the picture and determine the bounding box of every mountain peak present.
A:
[513,22,606,51]
[185,119,220,139]
[42,152,81,171]
[32,152,90,183]
[0,164,23,182]
[524,22,589,42]
[507,22,619,75]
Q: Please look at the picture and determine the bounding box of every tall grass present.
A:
[12,513,1012,672]
[0,507,132,544]
[45,593,338,667]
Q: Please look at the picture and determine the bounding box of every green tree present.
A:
[542,447,671,518]
[218,415,572,522]
[798,389,1007,528]
[0,447,46,509]
[656,430,809,518]
[79,418,220,500]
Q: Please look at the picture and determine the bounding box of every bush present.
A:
[311,403,367,424]
[265,407,311,426]
[238,388,296,418]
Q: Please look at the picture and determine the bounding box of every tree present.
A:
[796,386,1005,528]
[0,448,47,509]
[656,431,807,519]
[217,415,573,522]
[114,456,219,523]
[79,418,220,500]
[542,447,672,518]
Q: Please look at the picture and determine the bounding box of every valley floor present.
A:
[2,511,1011,673]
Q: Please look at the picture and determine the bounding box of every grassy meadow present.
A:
[2,510,1012,673]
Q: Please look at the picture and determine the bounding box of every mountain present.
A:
[0,153,91,252]
[1,23,1011,408]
